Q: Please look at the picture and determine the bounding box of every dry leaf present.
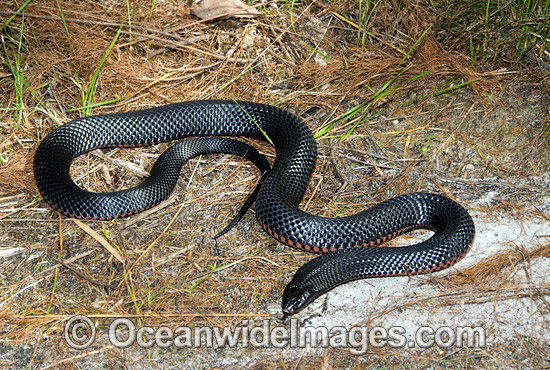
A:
[73,219,125,263]
[191,0,262,20]
[321,348,333,370]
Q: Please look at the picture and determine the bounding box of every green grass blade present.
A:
[1,10,30,123]
[82,29,122,116]
[232,99,273,145]
[55,0,73,54]
[414,78,481,102]
[66,96,127,112]
[0,0,32,33]
[314,101,370,139]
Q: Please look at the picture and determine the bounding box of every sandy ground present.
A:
[1,0,549,368]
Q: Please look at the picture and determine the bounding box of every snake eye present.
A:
[282,285,311,315]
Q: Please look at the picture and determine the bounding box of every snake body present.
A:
[33,100,475,315]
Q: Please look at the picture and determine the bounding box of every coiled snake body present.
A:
[33,100,475,315]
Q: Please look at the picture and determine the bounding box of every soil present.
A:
[0,0,549,369]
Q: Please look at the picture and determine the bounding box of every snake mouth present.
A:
[282,285,313,315]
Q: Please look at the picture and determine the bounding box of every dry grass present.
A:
[1,0,549,368]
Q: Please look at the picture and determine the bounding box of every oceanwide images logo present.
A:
[64,315,486,354]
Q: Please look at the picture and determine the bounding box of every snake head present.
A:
[281,284,313,316]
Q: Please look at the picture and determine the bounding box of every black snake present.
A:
[33,100,475,316]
